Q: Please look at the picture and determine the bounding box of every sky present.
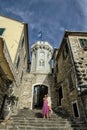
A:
[0,0,87,48]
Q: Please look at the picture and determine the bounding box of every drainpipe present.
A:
[67,37,87,122]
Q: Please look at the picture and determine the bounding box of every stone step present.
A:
[9,122,69,126]
[71,124,87,127]
[11,119,68,124]
[1,125,87,130]
[8,123,68,127]
[17,112,58,117]
[6,128,72,130]
[71,127,87,130]
[6,125,87,130]
[11,112,65,118]
[13,113,64,116]
[1,108,87,130]
[12,112,35,117]
[0,125,6,129]
[11,117,68,122]
[7,125,71,130]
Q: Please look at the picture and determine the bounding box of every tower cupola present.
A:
[31,41,53,74]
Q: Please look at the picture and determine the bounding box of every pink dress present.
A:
[42,98,48,116]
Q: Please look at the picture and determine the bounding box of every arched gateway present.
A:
[33,84,48,109]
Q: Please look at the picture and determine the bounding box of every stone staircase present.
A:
[0,108,87,130]
[0,108,71,130]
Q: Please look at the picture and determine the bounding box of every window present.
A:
[16,56,20,68]
[0,28,5,35]
[72,102,79,117]
[52,68,54,74]
[56,63,58,73]
[39,59,44,66]
[79,38,87,48]
[20,71,23,81]
[62,43,69,60]
[57,86,63,106]
[62,50,67,59]
[22,37,24,47]
[68,71,74,90]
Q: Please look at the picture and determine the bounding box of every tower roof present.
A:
[31,41,53,50]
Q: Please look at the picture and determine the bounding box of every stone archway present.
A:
[33,85,48,109]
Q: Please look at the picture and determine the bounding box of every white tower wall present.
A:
[31,41,53,74]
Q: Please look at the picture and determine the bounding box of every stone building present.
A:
[52,31,87,121]
[19,41,54,110]
[0,36,15,118]
[0,15,30,118]
[0,15,53,118]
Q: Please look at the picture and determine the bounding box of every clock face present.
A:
[40,52,45,58]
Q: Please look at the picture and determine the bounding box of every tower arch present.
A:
[32,84,48,109]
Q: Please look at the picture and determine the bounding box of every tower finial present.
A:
[38,31,43,41]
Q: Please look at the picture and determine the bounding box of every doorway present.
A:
[58,86,63,106]
[33,85,48,109]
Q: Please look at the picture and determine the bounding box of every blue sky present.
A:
[0,0,87,48]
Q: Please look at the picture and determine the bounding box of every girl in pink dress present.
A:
[42,95,48,118]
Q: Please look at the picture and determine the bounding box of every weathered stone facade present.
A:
[19,41,54,110]
[19,73,53,109]
[0,16,30,118]
[53,31,87,121]
[0,37,15,119]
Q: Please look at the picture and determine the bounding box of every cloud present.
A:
[76,0,87,29]
[59,27,65,31]
[77,0,87,15]
[0,0,87,47]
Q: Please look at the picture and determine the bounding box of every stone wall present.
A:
[68,35,87,119]
[69,36,87,86]
[53,37,85,119]
[19,72,54,110]
[1,27,29,115]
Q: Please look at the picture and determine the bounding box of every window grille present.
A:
[79,39,87,48]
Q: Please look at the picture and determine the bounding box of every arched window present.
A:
[39,59,44,66]
[16,56,20,68]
